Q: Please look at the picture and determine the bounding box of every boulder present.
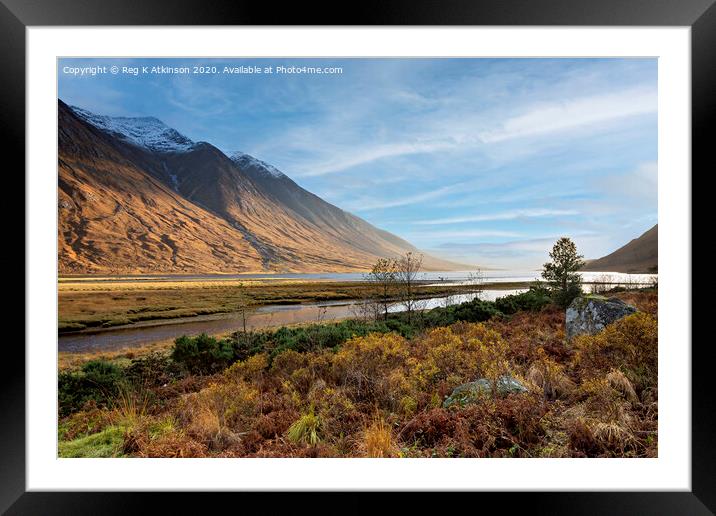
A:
[443,375,528,408]
[565,295,637,340]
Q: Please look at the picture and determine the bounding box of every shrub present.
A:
[125,352,182,387]
[550,284,583,309]
[306,383,361,441]
[399,394,547,458]
[572,312,658,392]
[333,333,411,404]
[362,418,398,457]
[525,348,575,400]
[452,298,503,323]
[178,379,260,450]
[58,360,126,417]
[228,331,270,361]
[494,287,552,315]
[419,298,502,329]
[224,353,269,384]
[286,405,322,445]
[411,323,511,395]
[268,319,409,357]
[171,334,235,374]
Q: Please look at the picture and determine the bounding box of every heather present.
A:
[58,289,657,458]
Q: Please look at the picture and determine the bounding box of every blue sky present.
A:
[58,58,657,269]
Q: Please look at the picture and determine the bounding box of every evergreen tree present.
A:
[542,237,585,307]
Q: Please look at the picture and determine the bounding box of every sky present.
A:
[58,58,658,270]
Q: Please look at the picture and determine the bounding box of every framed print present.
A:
[3,0,711,512]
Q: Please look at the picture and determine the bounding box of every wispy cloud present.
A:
[406,229,523,240]
[289,86,656,177]
[478,86,657,143]
[294,139,457,177]
[165,76,233,117]
[414,208,579,225]
[341,182,465,211]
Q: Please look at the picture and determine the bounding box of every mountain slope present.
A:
[59,101,264,273]
[226,151,459,270]
[582,224,658,273]
[58,101,465,274]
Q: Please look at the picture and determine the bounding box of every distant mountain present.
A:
[582,224,658,273]
[58,100,465,274]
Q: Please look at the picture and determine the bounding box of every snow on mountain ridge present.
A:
[228,151,287,179]
[69,105,289,178]
[70,105,197,153]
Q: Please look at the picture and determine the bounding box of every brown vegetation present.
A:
[58,290,658,458]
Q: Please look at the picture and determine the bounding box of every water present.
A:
[58,269,656,354]
[58,288,525,353]
[60,270,656,285]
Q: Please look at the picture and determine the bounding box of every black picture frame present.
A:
[3,0,709,512]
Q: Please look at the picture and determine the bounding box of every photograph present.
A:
[56,56,659,459]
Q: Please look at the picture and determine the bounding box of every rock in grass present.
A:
[443,375,528,408]
[565,295,637,340]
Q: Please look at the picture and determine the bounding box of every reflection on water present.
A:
[58,288,525,353]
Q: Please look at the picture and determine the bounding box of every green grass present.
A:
[58,426,126,458]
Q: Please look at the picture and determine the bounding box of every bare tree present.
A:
[438,276,455,308]
[395,252,424,324]
[590,274,614,294]
[234,281,250,333]
[649,275,658,290]
[467,269,485,300]
[361,258,399,321]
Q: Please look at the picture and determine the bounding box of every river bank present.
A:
[58,271,656,333]
[58,276,531,333]
[58,288,528,359]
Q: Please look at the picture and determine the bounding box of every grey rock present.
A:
[565,295,637,340]
[443,375,528,408]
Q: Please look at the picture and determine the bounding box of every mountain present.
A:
[58,101,465,274]
[582,224,658,273]
[71,106,197,153]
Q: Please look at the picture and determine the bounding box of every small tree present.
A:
[234,282,250,333]
[395,252,424,324]
[467,269,484,300]
[361,258,398,321]
[542,237,585,307]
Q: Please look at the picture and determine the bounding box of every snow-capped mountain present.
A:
[228,151,287,179]
[58,99,466,274]
[69,106,197,153]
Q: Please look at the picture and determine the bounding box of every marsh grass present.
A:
[111,381,150,428]
[58,278,525,331]
[362,417,398,458]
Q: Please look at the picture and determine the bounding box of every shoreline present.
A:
[58,279,534,333]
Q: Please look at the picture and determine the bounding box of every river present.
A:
[58,288,525,353]
[58,270,655,354]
